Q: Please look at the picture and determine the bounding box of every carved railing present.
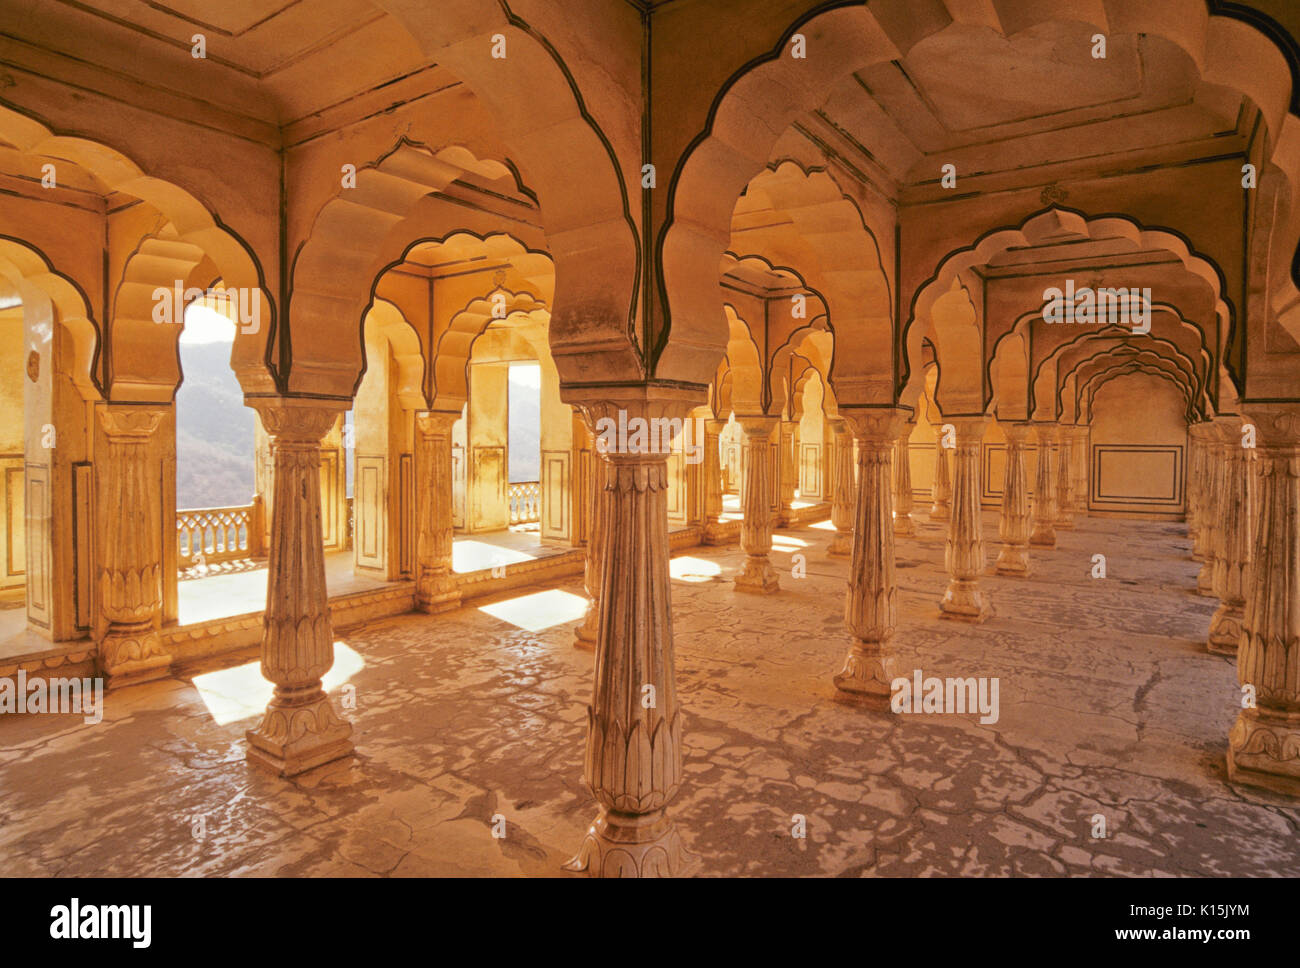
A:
[508,481,541,525]
[177,498,264,569]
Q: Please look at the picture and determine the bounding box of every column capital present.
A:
[1002,421,1033,444]
[840,406,909,442]
[735,414,780,436]
[416,409,460,435]
[946,415,989,445]
[1243,403,1300,449]
[97,405,165,440]
[248,397,345,442]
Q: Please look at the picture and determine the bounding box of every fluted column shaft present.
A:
[893,423,916,536]
[575,440,607,649]
[1209,418,1255,655]
[246,400,353,777]
[1030,423,1058,547]
[1198,423,1231,597]
[700,418,727,544]
[735,415,780,593]
[1227,405,1300,797]
[1055,425,1075,529]
[778,420,798,526]
[940,417,993,622]
[996,421,1033,576]
[565,394,694,876]
[1188,423,1212,561]
[1071,427,1090,515]
[828,418,855,557]
[829,410,906,696]
[97,407,170,687]
[930,426,952,520]
[415,411,460,615]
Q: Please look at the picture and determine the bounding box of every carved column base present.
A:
[246,685,354,777]
[574,607,597,650]
[1054,514,1075,531]
[99,624,171,689]
[1029,523,1056,548]
[929,504,949,522]
[939,579,994,623]
[702,521,732,545]
[416,573,461,615]
[564,808,697,877]
[735,555,780,594]
[995,544,1030,577]
[893,514,916,537]
[1207,602,1244,655]
[833,642,897,698]
[778,509,797,528]
[1227,709,1300,798]
[828,530,853,557]
[1196,560,1216,597]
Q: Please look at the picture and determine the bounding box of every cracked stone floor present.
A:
[2,511,1298,877]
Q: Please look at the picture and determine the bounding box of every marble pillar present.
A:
[414,411,460,615]
[1227,405,1300,797]
[834,409,907,697]
[1198,424,1229,597]
[929,426,952,521]
[995,421,1032,577]
[828,418,855,557]
[245,400,354,777]
[734,416,780,593]
[1055,425,1075,530]
[1071,426,1090,515]
[1187,426,1207,561]
[96,407,170,688]
[565,393,694,876]
[701,418,728,545]
[1029,423,1058,548]
[893,422,916,537]
[940,416,993,622]
[778,420,798,527]
[575,453,606,649]
[1209,418,1254,655]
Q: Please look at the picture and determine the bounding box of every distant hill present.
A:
[175,341,256,509]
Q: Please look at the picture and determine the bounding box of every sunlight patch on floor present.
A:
[478,588,588,632]
[453,540,536,573]
[670,555,723,582]
[192,642,365,726]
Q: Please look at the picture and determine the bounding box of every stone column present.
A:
[777,420,798,527]
[929,425,952,520]
[940,416,994,622]
[734,415,780,593]
[1071,426,1090,515]
[1209,417,1254,655]
[893,422,916,537]
[1227,405,1300,797]
[414,411,460,615]
[834,409,908,697]
[828,418,855,557]
[96,407,170,688]
[1055,425,1075,529]
[245,399,353,777]
[575,449,606,649]
[995,421,1032,576]
[1187,425,1208,560]
[1029,423,1058,548]
[1197,423,1229,597]
[701,418,728,545]
[565,392,694,877]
